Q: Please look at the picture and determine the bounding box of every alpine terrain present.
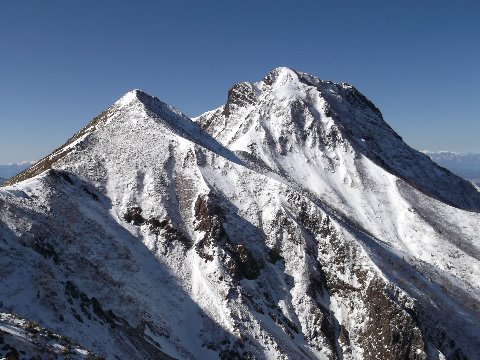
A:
[1,67,479,360]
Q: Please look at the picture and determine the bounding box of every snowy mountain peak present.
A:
[4,89,194,187]
[114,88,179,112]
[196,69,480,211]
[114,89,169,114]
[115,88,190,124]
[1,69,480,359]
[262,66,300,86]
[115,89,143,107]
[113,89,181,119]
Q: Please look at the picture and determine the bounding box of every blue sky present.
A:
[1,0,479,163]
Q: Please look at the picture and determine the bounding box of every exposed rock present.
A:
[358,279,426,360]
[124,207,145,226]
[223,82,257,117]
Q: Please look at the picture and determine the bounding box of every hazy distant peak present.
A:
[0,161,35,180]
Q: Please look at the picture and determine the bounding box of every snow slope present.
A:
[1,69,479,359]
[0,312,98,359]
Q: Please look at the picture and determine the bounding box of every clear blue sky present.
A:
[1,0,479,163]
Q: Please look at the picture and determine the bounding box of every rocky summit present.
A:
[1,68,479,359]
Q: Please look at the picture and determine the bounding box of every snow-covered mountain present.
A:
[1,68,479,359]
[0,161,35,180]
[424,151,480,185]
[0,177,5,185]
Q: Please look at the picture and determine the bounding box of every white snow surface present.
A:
[0,69,479,359]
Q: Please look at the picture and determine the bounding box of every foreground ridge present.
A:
[1,68,479,359]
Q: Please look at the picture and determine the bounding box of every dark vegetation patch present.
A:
[296,202,323,237]
[47,169,74,184]
[338,325,351,348]
[4,346,19,360]
[216,336,256,360]
[220,348,254,360]
[31,236,60,265]
[63,280,174,359]
[0,314,101,359]
[306,273,328,300]
[268,310,299,340]
[124,207,191,248]
[268,248,283,264]
[32,168,101,204]
[147,218,168,232]
[123,207,145,226]
[225,243,261,281]
[149,218,191,248]
[64,281,131,327]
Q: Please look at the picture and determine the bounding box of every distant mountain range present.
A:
[1,68,479,359]
[424,151,480,185]
[0,161,35,180]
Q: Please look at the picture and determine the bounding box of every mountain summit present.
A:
[1,69,479,359]
[196,67,480,211]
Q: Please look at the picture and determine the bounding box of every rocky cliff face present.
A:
[1,69,479,359]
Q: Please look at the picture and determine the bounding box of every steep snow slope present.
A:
[1,70,479,359]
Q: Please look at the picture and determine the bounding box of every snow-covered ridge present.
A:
[1,68,479,359]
